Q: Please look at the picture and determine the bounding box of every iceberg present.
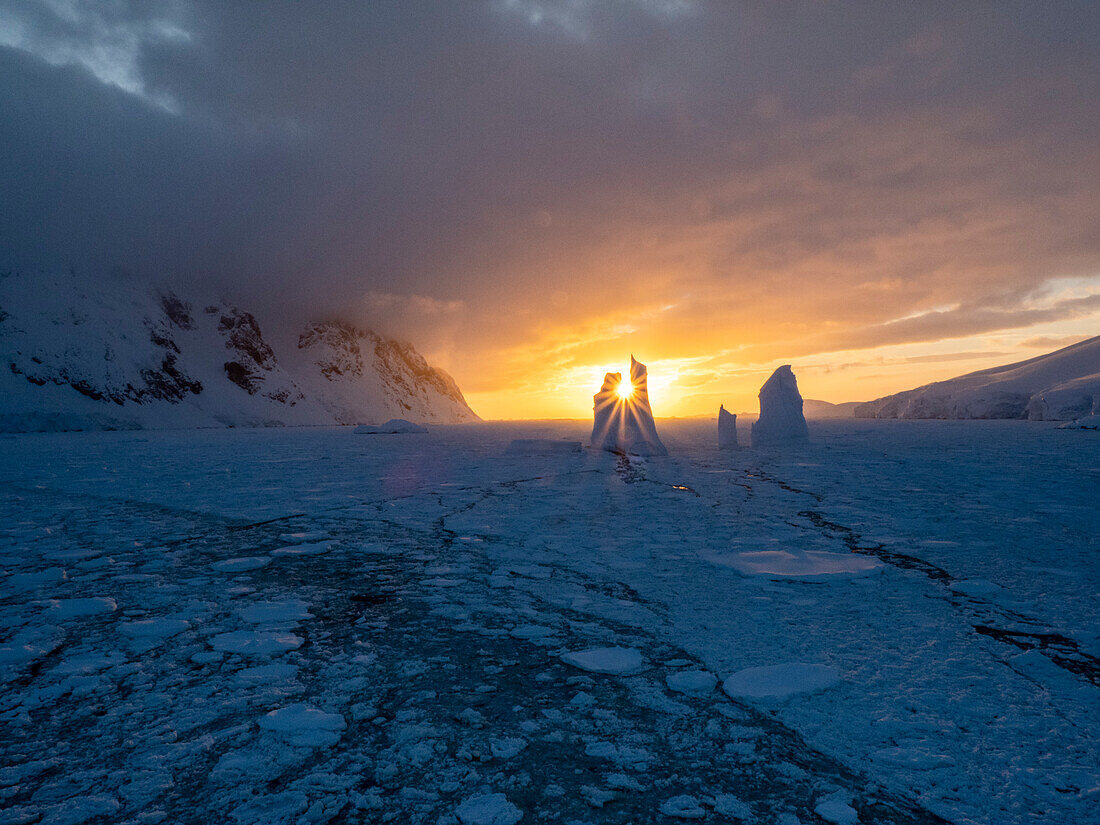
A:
[751,365,808,447]
[718,405,738,449]
[591,356,667,456]
[1060,413,1100,430]
[353,419,427,434]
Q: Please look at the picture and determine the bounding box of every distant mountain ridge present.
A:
[803,399,860,419]
[0,271,479,431]
[854,336,1100,421]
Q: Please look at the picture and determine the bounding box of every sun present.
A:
[616,380,634,400]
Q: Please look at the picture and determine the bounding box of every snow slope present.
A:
[803,399,860,419]
[855,336,1100,420]
[0,271,478,431]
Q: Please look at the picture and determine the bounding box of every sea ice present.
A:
[508,624,558,640]
[278,531,329,542]
[591,356,667,456]
[210,630,303,656]
[751,365,809,447]
[0,627,62,667]
[45,597,117,618]
[118,618,189,640]
[871,747,954,770]
[212,556,271,572]
[581,785,616,808]
[454,792,523,825]
[722,663,841,700]
[659,794,707,819]
[605,773,644,791]
[718,405,738,449]
[713,794,753,819]
[230,790,309,823]
[504,439,582,455]
[814,795,860,824]
[237,599,312,624]
[8,567,67,590]
[665,669,718,697]
[52,650,127,675]
[271,542,332,556]
[949,579,1001,598]
[489,736,528,759]
[2,420,1096,825]
[258,704,346,747]
[234,662,299,682]
[354,419,427,434]
[561,647,645,675]
[39,795,121,825]
[710,549,881,580]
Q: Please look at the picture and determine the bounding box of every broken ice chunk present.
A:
[454,793,523,825]
[722,663,840,701]
[561,647,644,675]
[258,704,346,747]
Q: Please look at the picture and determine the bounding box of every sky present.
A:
[0,1,1097,419]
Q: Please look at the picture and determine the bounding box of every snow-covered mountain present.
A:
[854,336,1100,421]
[803,399,860,419]
[0,271,479,431]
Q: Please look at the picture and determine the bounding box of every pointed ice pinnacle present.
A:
[751,365,809,447]
[718,405,738,449]
[592,356,667,456]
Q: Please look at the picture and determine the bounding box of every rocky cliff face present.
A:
[293,321,476,425]
[0,272,479,431]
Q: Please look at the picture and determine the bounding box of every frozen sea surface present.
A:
[0,420,1097,825]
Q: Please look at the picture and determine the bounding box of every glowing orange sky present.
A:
[462,313,1099,420]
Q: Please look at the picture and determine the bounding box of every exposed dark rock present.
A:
[148,325,181,354]
[218,310,276,369]
[373,337,467,404]
[10,349,202,405]
[160,293,195,329]
[217,308,279,396]
[224,360,258,394]
[68,378,106,401]
[298,321,363,379]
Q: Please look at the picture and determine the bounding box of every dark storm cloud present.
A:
[0,0,1097,390]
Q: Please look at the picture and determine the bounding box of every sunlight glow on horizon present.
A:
[455,274,1100,421]
[462,313,1099,420]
